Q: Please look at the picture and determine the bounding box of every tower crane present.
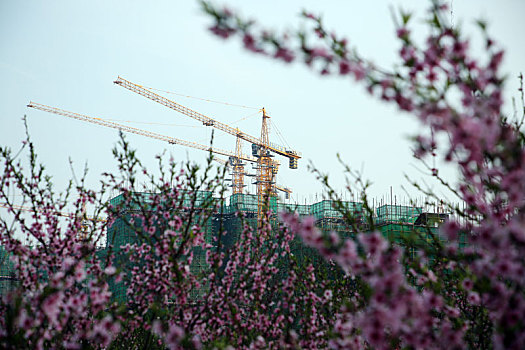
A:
[113,77,301,221]
[219,157,292,199]
[27,102,293,199]
[27,102,259,165]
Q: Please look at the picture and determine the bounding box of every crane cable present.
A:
[271,120,292,151]
[100,110,261,129]
[196,109,262,144]
[231,110,261,125]
[135,82,260,110]
[100,119,201,128]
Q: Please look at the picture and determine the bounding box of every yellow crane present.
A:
[26,102,293,199]
[113,77,301,221]
[27,102,260,164]
[216,156,292,198]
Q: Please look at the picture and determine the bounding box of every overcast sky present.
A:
[1,0,524,209]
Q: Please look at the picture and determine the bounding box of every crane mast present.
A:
[255,108,274,222]
[232,134,245,194]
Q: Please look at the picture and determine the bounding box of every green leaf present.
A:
[401,11,412,25]
[475,19,487,31]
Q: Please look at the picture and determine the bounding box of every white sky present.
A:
[1,0,524,209]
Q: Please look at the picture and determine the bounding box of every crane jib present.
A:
[114,77,301,162]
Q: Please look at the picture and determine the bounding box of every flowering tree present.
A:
[0,120,121,348]
[200,0,525,348]
[0,129,331,349]
[1,0,524,348]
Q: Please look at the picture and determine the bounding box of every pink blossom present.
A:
[209,25,235,39]
[104,266,116,275]
[339,60,351,75]
[303,12,317,20]
[323,289,333,300]
[467,291,481,305]
[309,47,332,60]
[243,33,263,53]
[17,309,33,331]
[396,27,409,39]
[168,216,182,230]
[358,231,387,256]
[42,292,64,326]
[89,316,120,347]
[274,47,295,63]
[165,323,185,349]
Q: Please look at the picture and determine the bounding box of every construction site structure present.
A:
[113,77,301,222]
[254,108,273,222]
[102,190,453,303]
[1,185,457,302]
[0,245,17,297]
[106,190,216,302]
[27,102,293,201]
[27,102,259,167]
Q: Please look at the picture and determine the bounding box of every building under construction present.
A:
[0,246,17,299]
[103,189,450,303]
[0,190,454,301]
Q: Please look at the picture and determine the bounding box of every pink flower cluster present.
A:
[0,156,120,349]
[198,213,329,348]
[202,0,525,346]
[2,0,525,347]
[281,213,465,349]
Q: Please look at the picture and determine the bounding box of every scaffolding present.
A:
[226,193,259,215]
[276,202,310,217]
[0,192,447,304]
[310,200,363,235]
[376,204,423,225]
[0,246,17,299]
[106,190,216,303]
